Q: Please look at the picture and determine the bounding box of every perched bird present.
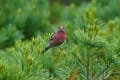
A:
[42,26,66,53]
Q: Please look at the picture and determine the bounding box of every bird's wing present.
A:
[49,32,56,41]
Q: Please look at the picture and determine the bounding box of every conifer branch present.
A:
[92,62,112,80]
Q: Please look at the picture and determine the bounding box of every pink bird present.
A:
[42,26,66,53]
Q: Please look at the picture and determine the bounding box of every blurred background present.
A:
[0,0,120,49]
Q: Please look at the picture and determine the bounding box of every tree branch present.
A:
[92,62,112,80]
[86,47,90,80]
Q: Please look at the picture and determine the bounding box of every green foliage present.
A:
[0,21,120,79]
[0,0,120,80]
[0,0,49,48]
[0,35,72,80]
[0,23,23,48]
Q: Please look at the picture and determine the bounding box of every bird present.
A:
[42,26,66,54]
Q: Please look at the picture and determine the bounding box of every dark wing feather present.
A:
[49,32,56,41]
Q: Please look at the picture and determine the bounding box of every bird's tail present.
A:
[41,44,50,54]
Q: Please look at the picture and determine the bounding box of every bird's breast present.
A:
[49,32,66,46]
[56,32,66,40]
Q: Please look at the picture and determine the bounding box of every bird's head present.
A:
[58,26,65,32]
